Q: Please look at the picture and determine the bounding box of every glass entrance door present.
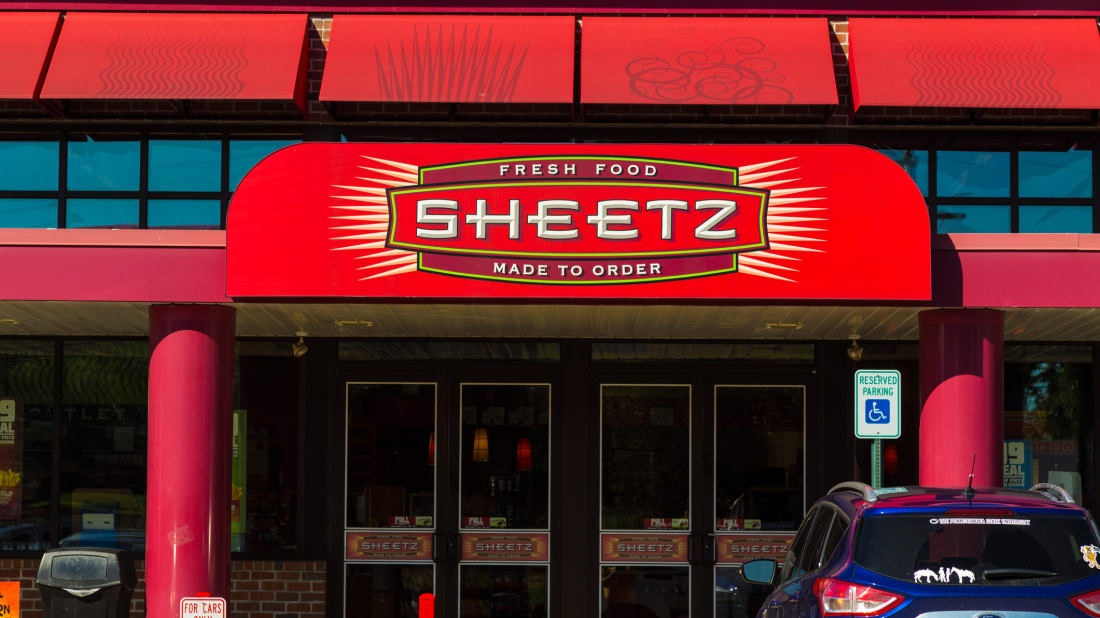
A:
[343,381,552,618]
[344,382,438,618]
[458,383,551,618]
[597,382,806,618]
[600,384,692,618]
[341,373,805,618]
[713,386,805,618]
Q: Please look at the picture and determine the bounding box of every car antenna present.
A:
[962,454,976,499]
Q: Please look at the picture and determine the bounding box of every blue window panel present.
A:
[0,199,58,228]
[0,142,59,190]
[936,204,1011,233]
[147,199,222,229]
[65,199,139,229]
[1020,205,1093,233]
[877,149,929,196]
[149,140,222,192]
[936,151,1010,198]
[230,140,300,190]
[1019,151,1092,198]
[67,140,140,191]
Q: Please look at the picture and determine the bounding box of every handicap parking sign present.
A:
[855,370,900,439]
[865,399,890,424]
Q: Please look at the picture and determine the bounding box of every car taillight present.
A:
[1073,590,1100,616]
[815,579,904,616]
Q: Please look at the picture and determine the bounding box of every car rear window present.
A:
[853,511,1100,586]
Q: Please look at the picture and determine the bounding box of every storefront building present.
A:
[1,3,1099,618]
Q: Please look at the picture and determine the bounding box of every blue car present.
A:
[741,482,1100,617]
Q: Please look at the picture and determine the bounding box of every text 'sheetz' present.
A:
[384,156,770,284]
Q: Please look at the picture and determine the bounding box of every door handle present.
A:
[702,533,716,565]
[447,532,462,562]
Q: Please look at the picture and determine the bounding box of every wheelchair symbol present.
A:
[865,399,890,424]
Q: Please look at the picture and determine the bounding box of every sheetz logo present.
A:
[383,156,770,284]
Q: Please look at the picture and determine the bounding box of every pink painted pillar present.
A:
[147,305,235,618]
[919,309,1004,487]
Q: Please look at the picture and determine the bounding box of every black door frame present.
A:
[335,363,563,618]
[330,342,823,618]
[590,365,816,618]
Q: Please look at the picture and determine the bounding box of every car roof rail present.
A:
[1029,482,1075,504]
[828,482,878,503]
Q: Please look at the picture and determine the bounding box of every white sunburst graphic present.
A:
[328,155,826,282]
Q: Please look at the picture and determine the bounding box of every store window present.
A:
[0,141,58,191]
[67,139,140,191]
[936,204,1011,233]
[148,140,221,192]
[235,342,301,551]
[461,565,548,617]
[230,140,300,190]
[714,386,804,531]
[874,144,1094,233]
[0,199,57,228]
[601,385,690,531]
[592,342,813,362]
[346,564,433,618]
[340,341,560,362]
[346,383,436,528]
[1019,151,1092,198]
[936,151,1011,198]
[0,338,308,556]
[460,384,550,530]
[877,149,929,196]
[0,135,300,230]
[60,340,148,551]
[1003,345,1094,508]
[147,200,222,229]
[600,565,688,618]
[0,341,54,551]
[66,199,140,229]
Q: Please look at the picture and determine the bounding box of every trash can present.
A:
[36,547,136,618]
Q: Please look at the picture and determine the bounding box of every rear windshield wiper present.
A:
[982,568,1059,581]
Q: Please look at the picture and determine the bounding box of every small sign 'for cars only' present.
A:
[180,596,225,618]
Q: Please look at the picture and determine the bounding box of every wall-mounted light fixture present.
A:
[292,330,309,358]
[847,336,863,362]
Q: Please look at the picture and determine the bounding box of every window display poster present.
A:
[1003,440,1032,489]
[231,409,246,552]
[0,399,22,521]
[1033,439,1081,502]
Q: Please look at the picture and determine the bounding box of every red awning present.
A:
[580,17,838,105]
[320,15,575,103]
[40,13,308,110]
[0,12,60,100]
[849,18,1100,110]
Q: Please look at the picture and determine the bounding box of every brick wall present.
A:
[5,558,325,618]
[230,560,326,618]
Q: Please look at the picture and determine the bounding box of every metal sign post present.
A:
[854,369,901,489]
[871,439,882,488]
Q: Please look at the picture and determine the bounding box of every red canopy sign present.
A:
[227,144,930,300]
